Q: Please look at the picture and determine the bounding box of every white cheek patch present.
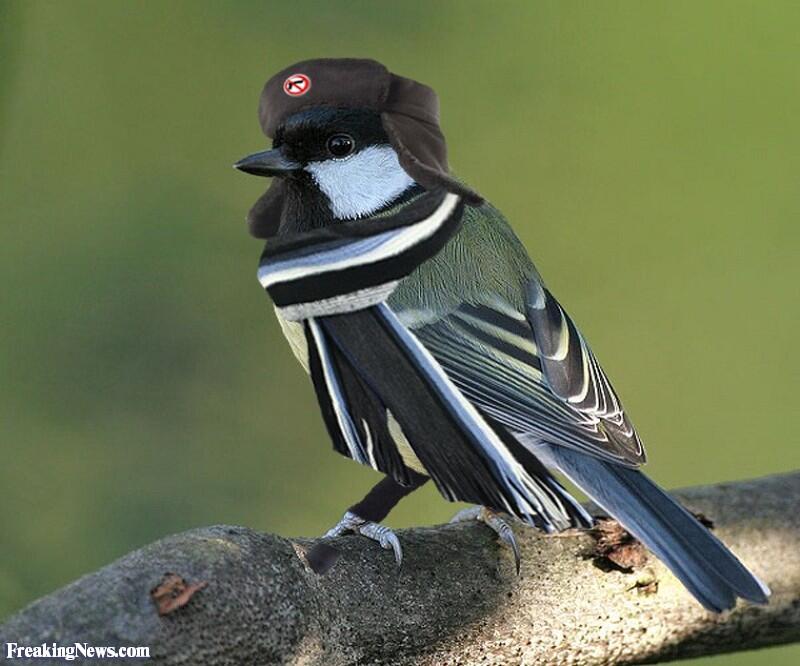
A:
[305,144,416,219]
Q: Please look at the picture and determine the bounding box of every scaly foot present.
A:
[324,510,403,566]
[451,506,521,574]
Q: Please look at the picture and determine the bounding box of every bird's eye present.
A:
[326,134,355,158]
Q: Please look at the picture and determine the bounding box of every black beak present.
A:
[233,148,300,177]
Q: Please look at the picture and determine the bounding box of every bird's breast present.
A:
[274,308,310,373]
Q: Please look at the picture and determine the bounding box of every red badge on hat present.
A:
[283,73,311,97]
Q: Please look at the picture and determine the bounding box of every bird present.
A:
[234,58,769,612]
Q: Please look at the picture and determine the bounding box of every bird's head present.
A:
[235,106,417,225]
[234,58,481,238]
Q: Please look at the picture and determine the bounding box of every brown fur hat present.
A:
[248,58,481,237]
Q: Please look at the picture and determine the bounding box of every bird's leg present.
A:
[305,473,428,574]
[451,506,522,574]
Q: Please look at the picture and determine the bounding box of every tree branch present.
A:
[1,472,798,665]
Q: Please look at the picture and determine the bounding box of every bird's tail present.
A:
[539,443,770,612]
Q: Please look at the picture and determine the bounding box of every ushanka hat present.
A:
[248,58,482,238]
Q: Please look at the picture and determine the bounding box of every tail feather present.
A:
[540,444,770,612]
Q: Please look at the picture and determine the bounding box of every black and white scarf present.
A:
[257,190,463,321]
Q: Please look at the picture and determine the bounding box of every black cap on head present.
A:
[247,58,482,238]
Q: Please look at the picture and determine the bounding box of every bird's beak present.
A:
[233,148,300,177]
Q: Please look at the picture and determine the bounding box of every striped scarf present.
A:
[257,190,463,320]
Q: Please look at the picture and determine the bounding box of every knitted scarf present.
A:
[257,190,463,321]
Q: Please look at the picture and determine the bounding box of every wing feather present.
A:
[400,288,646,467]
[526,281,644,462]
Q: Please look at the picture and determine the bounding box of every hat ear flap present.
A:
[381,112,483,205]
[247,179,286,238]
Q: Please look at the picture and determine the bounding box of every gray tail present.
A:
[542,444,770,612]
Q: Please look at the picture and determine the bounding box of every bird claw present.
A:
[359,521,403,566]
[451,506,521,574]
[483,509,521,575]
[324,511,403,566]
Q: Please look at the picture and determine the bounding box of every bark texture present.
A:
[1,472,798,665]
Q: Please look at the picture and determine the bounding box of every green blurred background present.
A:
[1,1,797,663]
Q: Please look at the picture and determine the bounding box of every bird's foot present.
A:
[451,506,521,574]
[323,510,403,566]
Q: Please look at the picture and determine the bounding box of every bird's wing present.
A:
[403,294,645,467]
[305,307,588,530]
[388,203,645,468]
[525,280,644,463]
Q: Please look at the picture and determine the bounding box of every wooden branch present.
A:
[1,472,798,665]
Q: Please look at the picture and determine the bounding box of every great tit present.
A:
[235,58,769,613]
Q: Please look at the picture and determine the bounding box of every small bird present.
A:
[235,58,769,612]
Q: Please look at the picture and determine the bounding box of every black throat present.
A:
[278,176,337,235]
